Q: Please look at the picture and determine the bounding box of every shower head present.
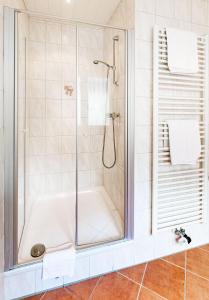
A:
[93,60,113,69]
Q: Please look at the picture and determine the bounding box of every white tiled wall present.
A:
[102,0,134,219]
[26,19,105,218]
[26,18,77,215]
[77,26,105,191]
[134,0,209,258]
[102,28,125,218]
[135,0,209,238]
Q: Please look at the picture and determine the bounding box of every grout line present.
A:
[136,263,148,299]
[184,251,187,300]
[140,263,148,286]
[187,270,209,283]
[136,8,209,28]
[154,0,157,16]
[136,284,142,300]
[40,292,46,300]
[64,285,79,297]
[117,271,141,286]
[161,258,185,270]
[198,247,209,254]
[190,0,192,32]
[89,276,102,300]
[22,0,27,10]
[140,285,168,300]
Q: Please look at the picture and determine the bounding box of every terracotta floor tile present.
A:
[91,272,139,300]
[186,271,209,300]
[199,244,209,252]
[138,287,166,300]
[143,260,185,300]
[187,248,209,280]
[24,245,209,300]
[42,288,79,300]
[25,294,44,300]
[65,277,99,299]
[119,263,146,283]
[163,252,185,268]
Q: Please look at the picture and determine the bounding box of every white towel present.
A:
[167,120,201,165]
[166,27,198,74]
[42,243,75,280]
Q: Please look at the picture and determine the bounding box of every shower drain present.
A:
[31,244,46,258]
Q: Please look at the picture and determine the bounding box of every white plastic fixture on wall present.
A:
[152,26,208,233]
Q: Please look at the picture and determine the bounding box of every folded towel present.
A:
[42,243,75,280]
[167,120,201,165]
[166,27,198,74]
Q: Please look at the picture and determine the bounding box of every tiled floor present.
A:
[26,244,209,300]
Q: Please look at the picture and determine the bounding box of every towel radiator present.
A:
[152,26,208,233]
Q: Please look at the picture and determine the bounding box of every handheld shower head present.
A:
[93,60,113,69]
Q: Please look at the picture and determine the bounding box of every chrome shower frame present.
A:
[3,7,135,271]
[3,6,17,271]
[93,34,119,86]
[113,35,119,86]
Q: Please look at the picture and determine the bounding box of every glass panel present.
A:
[17,16,77,263]
[17,12,27,249]
[16,13,127,263]
[76,25,126,246]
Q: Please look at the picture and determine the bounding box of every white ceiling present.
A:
[24,0,121,24]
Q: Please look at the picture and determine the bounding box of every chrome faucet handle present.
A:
[175,228,192,244]
[109,112,120,119]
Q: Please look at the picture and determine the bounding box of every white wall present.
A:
[134,0,209,259]
[102,30,126,217]
[25,18,105,218]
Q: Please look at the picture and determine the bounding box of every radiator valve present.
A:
[175,228,192,244]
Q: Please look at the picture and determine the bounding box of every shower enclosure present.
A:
[4,7,133,269]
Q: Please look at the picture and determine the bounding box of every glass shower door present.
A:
[14,13,127,265]
[6,5,130,269]
[17,15,78,263]
[76,24,127,246]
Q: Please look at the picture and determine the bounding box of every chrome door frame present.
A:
[126,29,135,240]
[3,6,18,271]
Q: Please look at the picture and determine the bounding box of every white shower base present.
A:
[18,187,123,264]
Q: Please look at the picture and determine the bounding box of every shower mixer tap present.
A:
[107,112,120,119]
[175,228,192,244]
